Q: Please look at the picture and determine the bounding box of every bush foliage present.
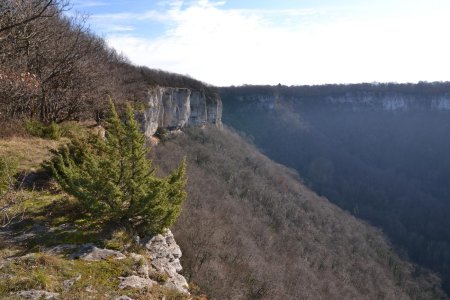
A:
[24,119,61,140]
[0,156,17,196]
[0,155,26,227]
[45,101,186,236]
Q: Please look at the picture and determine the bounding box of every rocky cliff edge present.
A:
[141,86,222,138]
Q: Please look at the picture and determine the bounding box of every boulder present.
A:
[118,275,156,290]
[70,244,126,261]
[62,274,81,290]
[16,290,59,300]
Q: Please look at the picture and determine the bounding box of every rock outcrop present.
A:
[70,244,126,261]
[15,229,190,298]
[118,276,156,290]
[142,229,189,294]
[141,86,222,137]
[63,230,189,295]
[16,290,59,300]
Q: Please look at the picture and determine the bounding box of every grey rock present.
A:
[129,252,145,262]
[130,253,150,278]
[118,275,156,290]
[164,273,189,294]
[159,88,191,129]
[143,229,189,294]
[63,274,81,290]
[16,290,59,299]
[71,244,126,261]
[141,86,222,137]
[44,244,78,255]
[115,296,135,300]
[85,286,96,293]
[245,92,450,112]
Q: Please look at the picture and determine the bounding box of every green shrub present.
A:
[24,120,61,140]
[104,228,133,251]
[44,100,187,236]
[151,271,169,283]
[59,121,85,139]
[0,155,25,227]
[0,155,17,195]
[155,127,169,140]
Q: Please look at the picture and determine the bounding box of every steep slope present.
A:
[220,84,450,296]
[151,126,445,299]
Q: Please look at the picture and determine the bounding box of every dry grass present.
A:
[0,137,68,171]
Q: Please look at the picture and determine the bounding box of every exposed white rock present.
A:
[382,98,407,110]
[431,97,450,110]
[130,253,150,278]
[144,87,164,136]
[189,90,208,126]
[58,230,189,294]
[84,286,96,293]
[165,272,190,294]
[16,290,59,300]
[63,274,81,290]
[118,275,156,290]
[71,244,126,261]
[143,229,189,294]
[115,296,135,300]
[142,86,222,137]
[161,88,191,129]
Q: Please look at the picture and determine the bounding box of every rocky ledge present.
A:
[10,229,189,299]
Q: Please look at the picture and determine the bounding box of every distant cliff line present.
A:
[220,82,450,111]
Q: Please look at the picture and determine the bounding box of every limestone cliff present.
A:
[229,91,450,112]
[141,86,222,138]
[324,92,450,111]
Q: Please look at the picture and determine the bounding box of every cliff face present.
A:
[229,92,450,112]
[324,92,450,111]
[142,87,222,138]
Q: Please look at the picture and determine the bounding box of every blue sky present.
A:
[71,0,450,86]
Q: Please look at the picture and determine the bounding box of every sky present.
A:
[71,0,450,86]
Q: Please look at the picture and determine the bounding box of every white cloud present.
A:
[100,0,450,85]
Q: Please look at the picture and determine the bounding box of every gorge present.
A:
[220,83,450,296]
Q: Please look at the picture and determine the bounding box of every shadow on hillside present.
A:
[16,170,54,191]
[0,197,112,257]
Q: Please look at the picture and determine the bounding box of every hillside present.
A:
[220,84,450,296]
[151,126,445,299]
[1,126,446,299]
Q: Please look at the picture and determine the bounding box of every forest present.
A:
[221,84,450,296]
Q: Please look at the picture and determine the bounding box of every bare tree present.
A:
[0,0,63,33]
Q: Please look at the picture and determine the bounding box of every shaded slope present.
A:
[151,127,445,299]
[220,85,450,295]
